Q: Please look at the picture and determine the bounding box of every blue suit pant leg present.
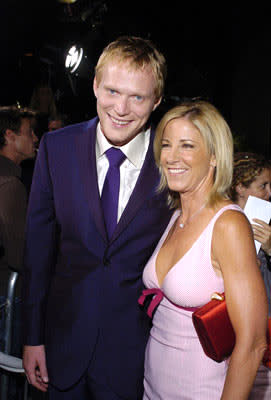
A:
[48,374,89,400]
[48,376,122,400]
[87,337,125,400]
[48,360,124,400]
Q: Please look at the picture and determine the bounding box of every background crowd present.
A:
[0,11,271,399]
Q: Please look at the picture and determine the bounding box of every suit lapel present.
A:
[111,127,159,242]
[77,118,107,243]
[79,122,160,244]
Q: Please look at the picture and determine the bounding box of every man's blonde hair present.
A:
[95,36,167,101]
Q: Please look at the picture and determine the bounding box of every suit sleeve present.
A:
[22,134,58,345]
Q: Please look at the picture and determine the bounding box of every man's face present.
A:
[93,61,161,146]
[48,119,63,131]
[14,118,38,163]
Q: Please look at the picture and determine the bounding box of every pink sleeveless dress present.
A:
[142,204,242,399]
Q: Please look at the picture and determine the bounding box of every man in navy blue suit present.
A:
[22,36,172,399]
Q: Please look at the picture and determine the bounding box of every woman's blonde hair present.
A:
[154,100,233,208]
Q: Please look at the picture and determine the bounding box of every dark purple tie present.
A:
[101,148,126,239]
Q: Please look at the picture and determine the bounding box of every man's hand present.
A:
[23,345,49,392]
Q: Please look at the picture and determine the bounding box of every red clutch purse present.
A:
[192,293,271,367]
[192,292,235,362]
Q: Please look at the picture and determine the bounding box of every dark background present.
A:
[1,1,271,155]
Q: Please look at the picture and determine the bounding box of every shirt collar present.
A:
[96,122,150,168]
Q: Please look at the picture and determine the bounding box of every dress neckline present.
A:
[155,204,242,288]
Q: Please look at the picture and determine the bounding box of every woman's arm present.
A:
[212,210,268,400]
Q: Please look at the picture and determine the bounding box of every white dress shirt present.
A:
[96,123,151,221]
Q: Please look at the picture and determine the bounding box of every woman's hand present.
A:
[252,218,271,255]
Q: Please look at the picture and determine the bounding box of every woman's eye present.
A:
[182,143,194,148]
[134,95,143,101]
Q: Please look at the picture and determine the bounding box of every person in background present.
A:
[48,113,67,132]
[229,151,271,400]
[29,84,57,118]
[0,106,38,296]
[22,36,172,399]
[0,106,38,399]
[29,83,58,140]
[141,100,268,399]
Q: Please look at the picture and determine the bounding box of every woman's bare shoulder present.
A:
[214,202,249,234]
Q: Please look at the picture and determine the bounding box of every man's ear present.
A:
[152,97,162,112]
[93,76,98,98]
[4,129,16,144]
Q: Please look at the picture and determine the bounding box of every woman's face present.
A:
[160,117,215,197]
[238,168,271,207]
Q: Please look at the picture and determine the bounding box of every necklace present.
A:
[179,203,206,229]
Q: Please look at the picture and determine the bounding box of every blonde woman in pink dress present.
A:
[140,100,268,399]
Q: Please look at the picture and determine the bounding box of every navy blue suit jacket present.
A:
[23,117,172,399]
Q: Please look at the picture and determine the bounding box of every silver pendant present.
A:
[179,223,184,228]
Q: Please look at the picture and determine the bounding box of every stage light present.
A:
[58,0,77,3]
[65,45,84,74]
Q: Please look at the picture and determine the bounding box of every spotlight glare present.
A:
[65,45,83,73]
[58,0,77,3]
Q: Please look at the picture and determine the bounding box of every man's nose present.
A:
[115,97,129,115]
